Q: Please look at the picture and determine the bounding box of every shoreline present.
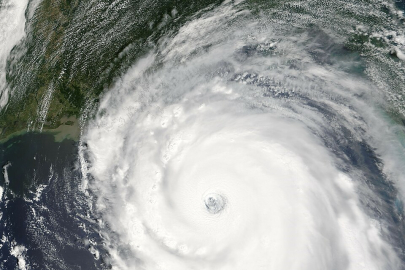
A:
[0,116,80,144]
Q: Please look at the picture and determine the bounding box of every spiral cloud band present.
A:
[82,1,405,269]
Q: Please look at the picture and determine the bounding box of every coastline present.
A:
[0,116,80,144]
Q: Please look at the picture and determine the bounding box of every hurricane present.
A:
[80,1,405,269]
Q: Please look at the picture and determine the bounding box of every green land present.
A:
[1,0,404,142]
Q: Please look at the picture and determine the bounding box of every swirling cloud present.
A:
[83,2,405,269]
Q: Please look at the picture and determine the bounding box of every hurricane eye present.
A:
[204,193,226,214]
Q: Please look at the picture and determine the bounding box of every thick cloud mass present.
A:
[82,1,405,269]
[0,0,29,108]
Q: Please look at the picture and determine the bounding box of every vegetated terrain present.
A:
[1,0,405,140]
[0,0,224,139]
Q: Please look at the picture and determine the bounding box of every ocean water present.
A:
[0,133,103,269]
